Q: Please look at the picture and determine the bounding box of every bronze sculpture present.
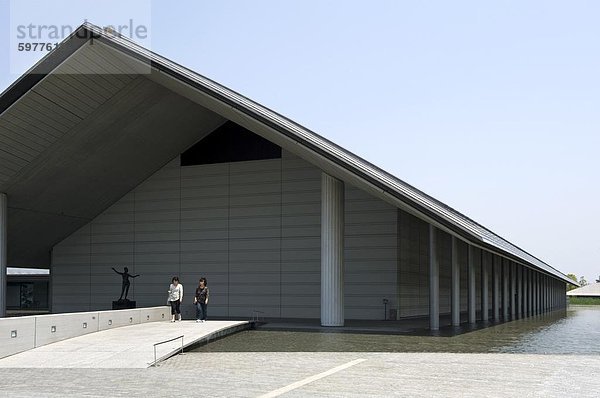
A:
[112,267,139,301]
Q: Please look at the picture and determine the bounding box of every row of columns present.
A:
[319,174,568,329]
[429,225,567,331]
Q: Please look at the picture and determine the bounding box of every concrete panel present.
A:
[345,185,397,320]
[98,308,141,330]
[35,311,99,347]
[0,316,35,359]
[398,209,430,318]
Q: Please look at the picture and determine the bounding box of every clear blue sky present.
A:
[1,1,598,282]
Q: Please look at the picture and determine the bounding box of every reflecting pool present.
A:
[192,306,600,354]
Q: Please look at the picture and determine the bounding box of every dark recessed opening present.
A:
[181,121,281,166]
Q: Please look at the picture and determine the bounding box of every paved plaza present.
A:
[0,318,598,397]
[0,350,599,397]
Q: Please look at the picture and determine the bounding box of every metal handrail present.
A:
[152,335,184,367]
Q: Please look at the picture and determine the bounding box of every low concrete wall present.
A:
[98,308,140,331]
[35,311,100,347]
[0,306,170,359]
[0,317,35,360]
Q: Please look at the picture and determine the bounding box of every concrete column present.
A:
[524,268,529,317]
[552,281,558,310]
[552,279,556,310]
[321,173,344,327]
[543,276,547,312]
[481,252,489,322]
[548,277,554,311]
[557,280,560,309]
[510,261,516,319]
[548,277,552,311]
[553,279,557,310]
[538,274,544,314]
[429,225,440,331]
[550,278,554,310]
[451,236,460,327]
[545,276,548,312]
[537,275,540,312]
[529,269,534,316]
[540,275,544,312]
[548,277,551,311]
[532,271,536,316]
[549,278,552,311]
[556,280,559,309]
[0,193,6,318]
[467,245,476,324]
[552,279,554,310]
[560,280,564,309]
[537,273,540,315]
[502,259,509,321]
[492,256,500,321]
[525,268,531,316]
[550,278,554,311]
[516,264,522,318]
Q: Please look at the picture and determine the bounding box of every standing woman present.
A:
[194,277,209,323]
[168,276,183,322]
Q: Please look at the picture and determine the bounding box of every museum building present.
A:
[0,23,573,329]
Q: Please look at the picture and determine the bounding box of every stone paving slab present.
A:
[0,352,598,397]
[0,320,247,369]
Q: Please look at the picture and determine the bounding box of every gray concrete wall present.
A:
[397,210,429,318]
[345,186,398,320]
[281,153,321,318]
[51,151,399,320]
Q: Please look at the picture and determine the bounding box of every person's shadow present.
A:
[112,267,139,302]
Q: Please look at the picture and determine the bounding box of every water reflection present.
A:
[193,306,600,355]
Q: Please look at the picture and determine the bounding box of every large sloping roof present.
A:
[0,23,574,285]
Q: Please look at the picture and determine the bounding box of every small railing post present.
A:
[152,334,184,367]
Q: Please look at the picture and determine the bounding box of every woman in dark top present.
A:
[194,277,209,323]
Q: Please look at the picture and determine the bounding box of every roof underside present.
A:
[0,23,575,285]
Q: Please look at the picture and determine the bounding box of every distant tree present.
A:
[579,276,588,286]
[566,273,578,291]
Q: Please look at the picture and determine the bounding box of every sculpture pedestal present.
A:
[112,300,136,310]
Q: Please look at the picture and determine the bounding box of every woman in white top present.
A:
[168,276,183,322]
